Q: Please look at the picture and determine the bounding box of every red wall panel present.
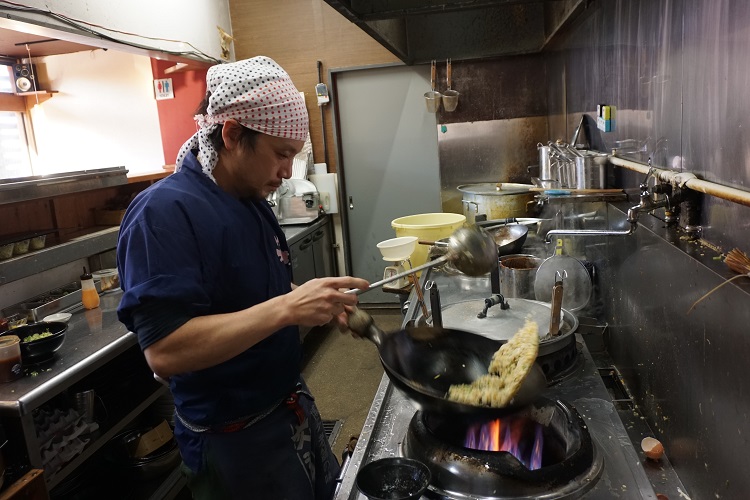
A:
[150,59,210,166]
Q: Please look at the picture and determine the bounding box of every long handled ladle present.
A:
[346,226,498,295]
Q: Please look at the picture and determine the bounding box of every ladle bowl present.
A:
[347,226,497,294]
[445,226,498,276]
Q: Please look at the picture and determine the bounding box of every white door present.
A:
[334,64,442,304]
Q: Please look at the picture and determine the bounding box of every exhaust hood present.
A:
[323,0,588,64]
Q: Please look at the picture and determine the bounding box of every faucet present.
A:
[543,162,682,243]
[626,181,679,224]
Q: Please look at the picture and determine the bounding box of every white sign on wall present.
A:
[154,78,174,100]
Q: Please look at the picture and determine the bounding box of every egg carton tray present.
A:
[3,280,102,323]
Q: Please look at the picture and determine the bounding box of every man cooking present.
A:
[116,56,369,499]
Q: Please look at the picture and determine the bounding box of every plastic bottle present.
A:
[80,267,100,310]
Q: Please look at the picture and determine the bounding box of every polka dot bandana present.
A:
[175,56,309,181]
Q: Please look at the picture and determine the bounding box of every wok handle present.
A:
[549,281,564,336]
[347,306,386,347]
[345,255,448,295]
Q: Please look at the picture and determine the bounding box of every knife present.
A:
[549,270,565,336]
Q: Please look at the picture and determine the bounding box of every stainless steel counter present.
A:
[0,289,135,417]
[281,214,328,246]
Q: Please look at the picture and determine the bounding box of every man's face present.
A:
[230,132,305,199]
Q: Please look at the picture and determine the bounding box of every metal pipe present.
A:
[544,224,636,243]
[345,255,448,294]
[609,154,750,208]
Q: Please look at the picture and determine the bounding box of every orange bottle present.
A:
[81,267,100,310]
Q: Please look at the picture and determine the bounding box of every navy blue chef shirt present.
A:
[117,152,301,427]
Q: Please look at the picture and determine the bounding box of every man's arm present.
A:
[144,276,368,378]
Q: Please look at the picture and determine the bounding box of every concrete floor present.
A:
[301,306,404,459]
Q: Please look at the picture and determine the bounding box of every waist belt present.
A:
[175,383,313,434]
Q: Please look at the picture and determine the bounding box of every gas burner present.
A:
[402,399,603,499]
[538,335,583,385]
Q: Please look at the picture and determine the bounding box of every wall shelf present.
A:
[0,226,119,284]
[0,166,129,206]
[0,91,57,112]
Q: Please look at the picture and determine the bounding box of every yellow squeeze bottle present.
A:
[81,267,100,310]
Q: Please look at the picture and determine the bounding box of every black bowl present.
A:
[104,426,181,480]
[356,457,431,500]
[2,322,67,361]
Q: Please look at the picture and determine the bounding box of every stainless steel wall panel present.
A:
[436,53,549,125]
[429,3,750,496]
[682,0,750,186]
[437,118,548,214]
[598,206,750,499]
[529,1,750,497]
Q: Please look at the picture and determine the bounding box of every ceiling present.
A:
[0,27,100,61]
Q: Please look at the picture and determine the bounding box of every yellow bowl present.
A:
[391,213,466,270]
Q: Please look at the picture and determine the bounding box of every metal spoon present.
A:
[346,226,497,295]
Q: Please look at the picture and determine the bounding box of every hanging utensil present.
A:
[426,280,442,328]
[442,58,459,112]
[408,273,431,322]
[346,226,498,294]
[424,60,442,113]
[548,270,566,337]
[534,254,592,312]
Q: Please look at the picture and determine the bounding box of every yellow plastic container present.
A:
[391,213,466,270]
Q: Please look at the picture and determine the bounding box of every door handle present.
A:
[299,236,313,250]
[349,196,354,210]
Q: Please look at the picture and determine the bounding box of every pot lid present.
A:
[534,255,592,312]
[457,183,534,196]
[434,298,577,341]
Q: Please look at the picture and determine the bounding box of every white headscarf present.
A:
[175,56,309,182]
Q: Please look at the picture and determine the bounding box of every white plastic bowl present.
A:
[43,313,72,324]
[376,236,418,262]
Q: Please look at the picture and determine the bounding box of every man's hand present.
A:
[285,277,369,328]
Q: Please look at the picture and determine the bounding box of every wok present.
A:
[491,224,528,256]
[350,310,546,419]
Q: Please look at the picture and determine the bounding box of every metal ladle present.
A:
[346,226,498,295]
[424,60,442,113]
[442,58,459,112]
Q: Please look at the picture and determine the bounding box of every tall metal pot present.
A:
[457,183,535,224]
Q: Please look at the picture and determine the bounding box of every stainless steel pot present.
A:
[457,183,534,224]
[499,254,543,299]
[416,298,578,357]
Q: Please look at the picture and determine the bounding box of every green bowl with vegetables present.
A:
[1,321,67,362]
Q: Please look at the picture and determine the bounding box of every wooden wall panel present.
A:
[228,0,400,172]
[51,188,118,239]
[0,200,53,237]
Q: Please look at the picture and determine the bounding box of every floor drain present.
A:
[322,419,343,447]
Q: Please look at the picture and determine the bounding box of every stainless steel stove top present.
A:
[334,265,685,499]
